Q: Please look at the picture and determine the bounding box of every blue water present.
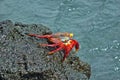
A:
[0,0,120,80]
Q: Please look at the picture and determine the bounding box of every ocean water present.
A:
[0,0,120,80]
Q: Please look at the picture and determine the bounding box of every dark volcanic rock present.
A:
[0,20,91,80]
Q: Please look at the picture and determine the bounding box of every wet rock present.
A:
[0,20,91,80]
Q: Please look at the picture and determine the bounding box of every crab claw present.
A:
[62,39,79,62]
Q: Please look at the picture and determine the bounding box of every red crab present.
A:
[26,32,79,62]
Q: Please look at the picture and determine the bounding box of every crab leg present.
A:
[62,50,70,62]
[48,47,62,55]
[26,33,52,38]
[39,43,60,47]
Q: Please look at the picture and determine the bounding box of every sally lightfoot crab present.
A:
[26,32,79,62]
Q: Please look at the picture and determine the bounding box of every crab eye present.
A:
[70,33,73,37]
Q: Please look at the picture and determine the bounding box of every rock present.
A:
[0,20,91,80]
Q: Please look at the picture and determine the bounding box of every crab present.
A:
[26,32,79,62]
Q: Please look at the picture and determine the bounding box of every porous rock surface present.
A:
[0,20,91,80]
